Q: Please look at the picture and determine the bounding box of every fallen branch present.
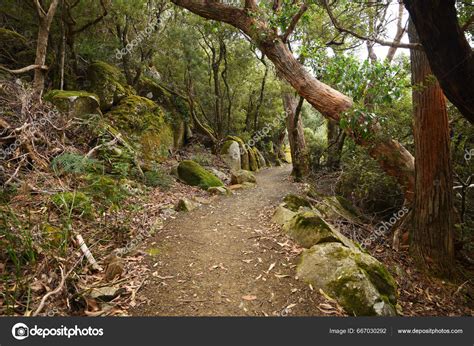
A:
[0,64,48,74]
[32,266,65,316]
[76,234,103,271]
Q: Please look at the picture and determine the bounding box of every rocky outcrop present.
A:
[227,136,249,171]
[86,61,133,111]
[248,147,259,171]
[283,194,312,212]
[274,194,399,316]
[44,90,101,118]
[107,95,174,165]
[297,242,397,316]
[230,170,256,185]
[177,160,224,190]
[221,140,241,171]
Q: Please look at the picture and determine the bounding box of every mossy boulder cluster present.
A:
[85,61,134,111]
[177,160,224,190]
[107,95,174,164]
[44,90,101,118]
[273,193,398,316]
[223,136,266,172]
[43,61,183,171]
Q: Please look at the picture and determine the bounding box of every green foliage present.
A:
[337,145,403,216]
[51,191,93,217]
[83,174,130,207]
[0,208,37,270]
[190,152,214,167]
[144,167,174,190]
[51,153,103,175]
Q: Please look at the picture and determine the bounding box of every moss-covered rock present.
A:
[86,61,134,111]
[137,77,189,149]
[107,95,174,164]
[227,136,249,170]
[297,242,397,316]
[284,211,342,248]
[284,210,358,250]
[283,194,312,212]
[230,170,256,185]
[44,90,101,118]
[272,205,296,226]
[248,147,259,171]
[315,196,364,223]
[177,160,224,190]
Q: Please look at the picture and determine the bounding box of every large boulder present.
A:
[177,160,224,190]
[137,76,188,149]
[315,196,365,223]
[284,210,358,250]
[86,61,133,111]
[283,194,312,212]
[230,170,256,185]
[44,90,101,118]
[227,136,249,170]
[221,140,241,172]
[297,242,397,316]
[107,95,174,164]
[272,205,296,226]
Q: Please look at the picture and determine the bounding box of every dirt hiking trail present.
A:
[131,165,329,316]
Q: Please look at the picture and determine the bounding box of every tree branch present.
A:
[323,0,421,50]
[0,64,48,74]
[281,3,308,43]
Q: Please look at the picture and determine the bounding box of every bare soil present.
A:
[131,165,336,316]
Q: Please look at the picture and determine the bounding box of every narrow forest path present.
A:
[131,165,328,316]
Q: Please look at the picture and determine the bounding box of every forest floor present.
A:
[130,165,339,316]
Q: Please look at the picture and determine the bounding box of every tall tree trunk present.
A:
[326,119,345,171]
[408,20,455,277]
[171,0,415,202]
[33,0,60,101]
[282,92,309,181]
[404,0,474,124]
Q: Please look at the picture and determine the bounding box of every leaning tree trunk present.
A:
[282,92,309,180]
[408,21,455,277]
[170,0,415,202]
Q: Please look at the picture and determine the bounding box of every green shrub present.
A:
[144,167,174,190]
[0,208,37,269]
[337,145,403,216]
[51,191,93,217]
[190,152,214,167]
[84,174,129,206]
[51,152,102,175]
